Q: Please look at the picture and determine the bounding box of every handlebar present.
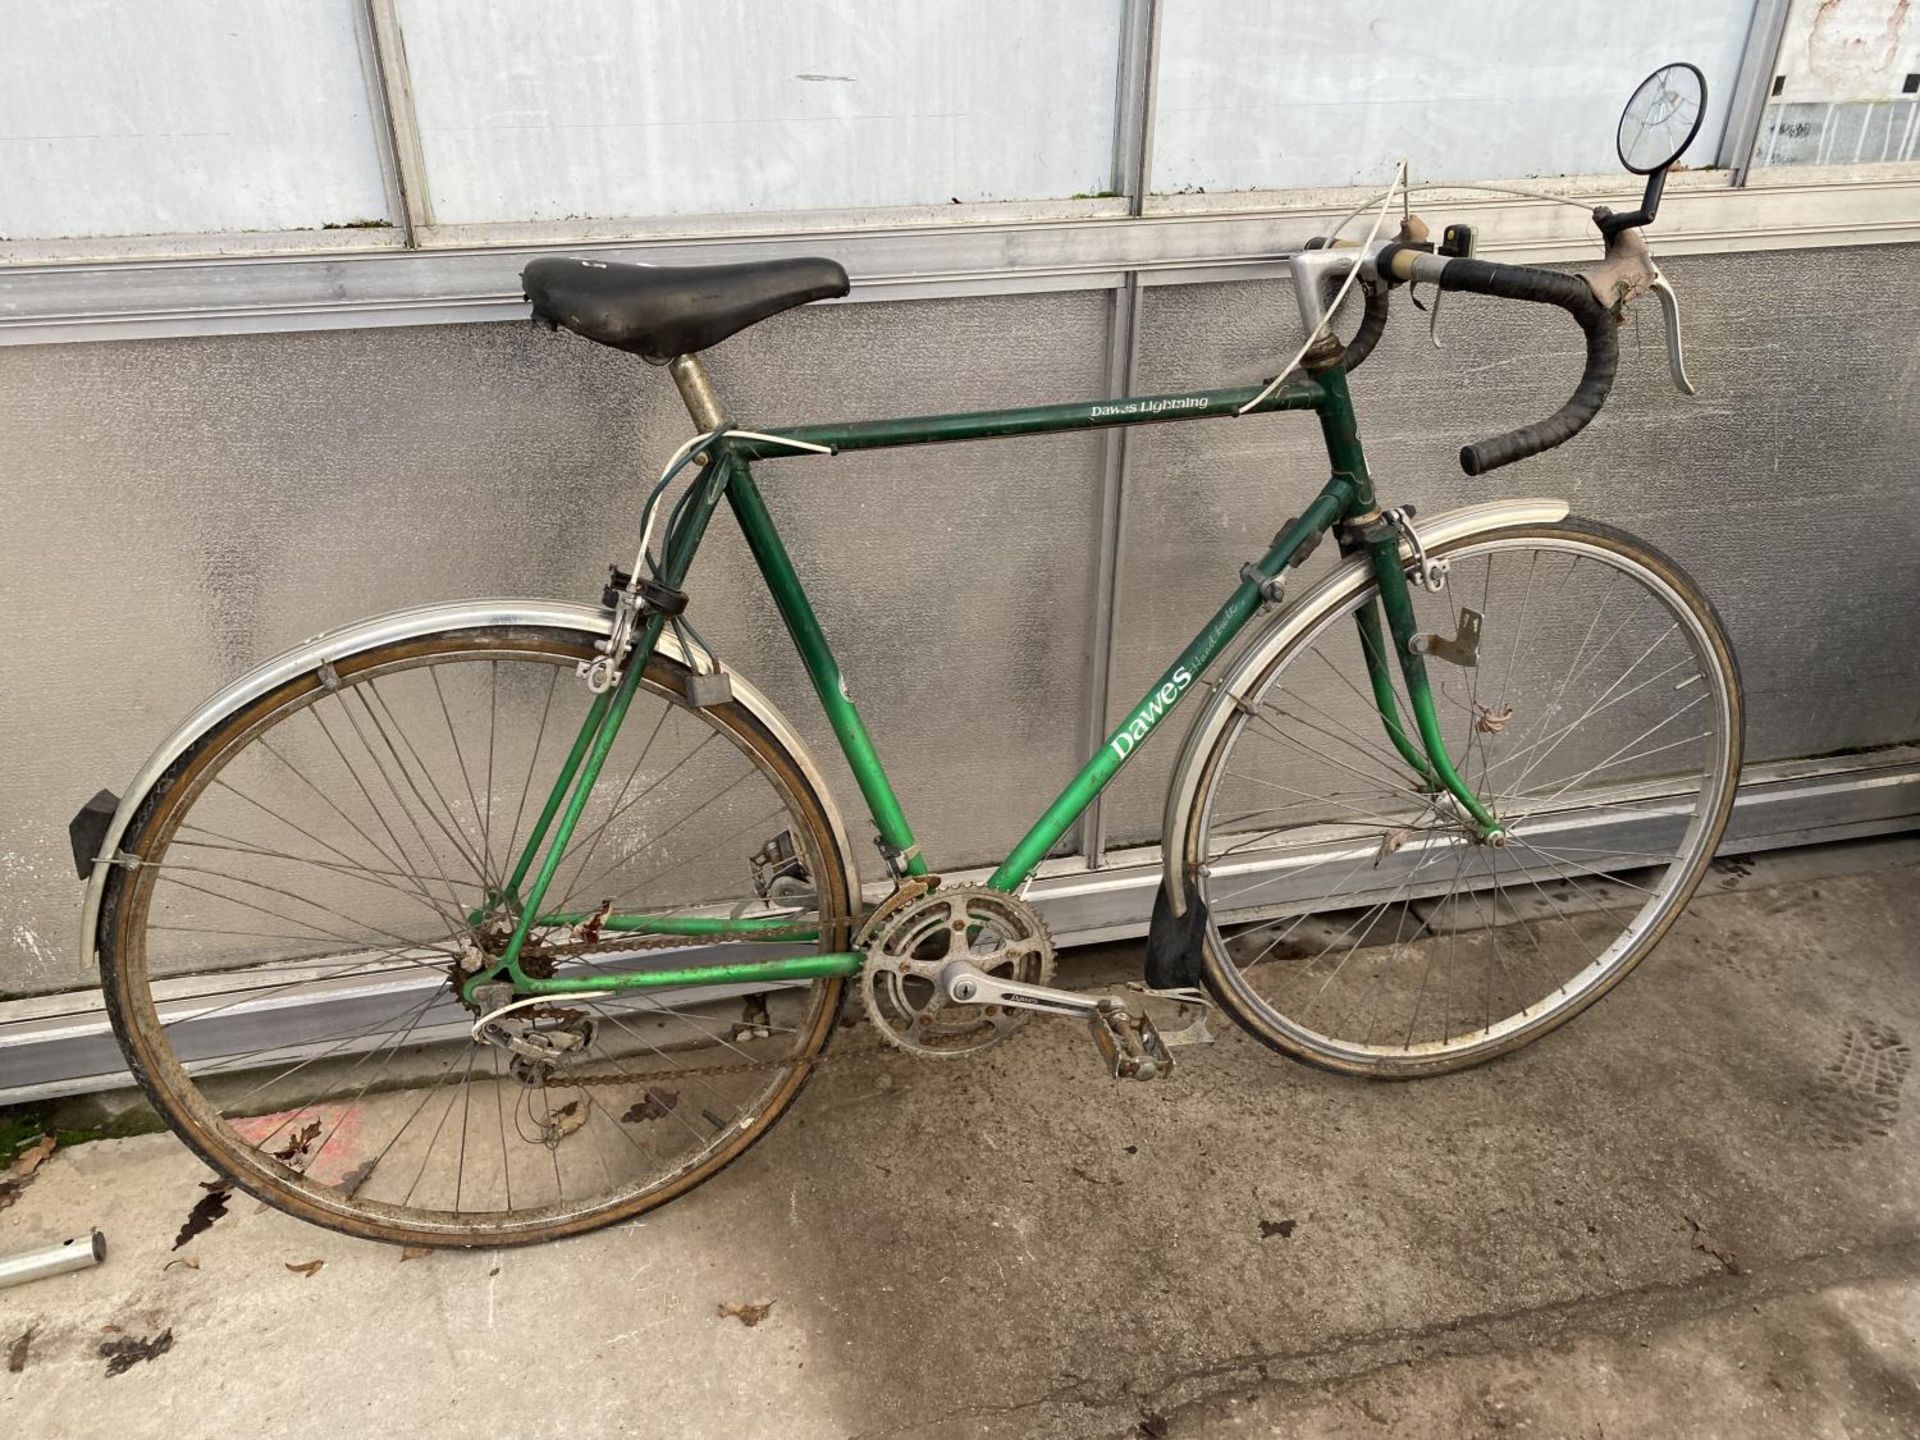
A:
[1374,244,1620,476]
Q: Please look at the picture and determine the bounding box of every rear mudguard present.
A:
[1155,498,1570,931]
[75,599,860,968]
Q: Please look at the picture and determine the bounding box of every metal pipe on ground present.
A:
[0,1230,107,1291]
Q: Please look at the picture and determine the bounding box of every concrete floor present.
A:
[3,843,1917,1438]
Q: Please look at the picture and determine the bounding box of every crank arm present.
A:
[937,959,1117,1019]
[938,961,1174,1080]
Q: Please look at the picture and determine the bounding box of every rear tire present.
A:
[101,624,852,1247]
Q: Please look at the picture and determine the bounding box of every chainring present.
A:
[858,883,1053,1059]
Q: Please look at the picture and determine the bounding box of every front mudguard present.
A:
[1155,498,1571,927]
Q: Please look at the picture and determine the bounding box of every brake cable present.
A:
[1237,159,1407,417]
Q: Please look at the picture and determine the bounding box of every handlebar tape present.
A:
[1377,244,1620,475]
[1320,272,1392,372]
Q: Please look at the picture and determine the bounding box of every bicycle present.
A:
[74,64,1740,1247]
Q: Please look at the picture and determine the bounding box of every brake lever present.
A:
[1583,219,1696,397]
[1648,268,1695,396]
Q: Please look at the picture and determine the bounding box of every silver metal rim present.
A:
[1191,531,1737,1067]
[108,629,845,1240]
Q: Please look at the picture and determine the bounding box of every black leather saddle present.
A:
[522,256,850,363]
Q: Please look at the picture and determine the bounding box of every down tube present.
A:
[988,483,1355,891]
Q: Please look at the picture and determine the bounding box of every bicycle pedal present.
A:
[1157,1006,1216,1050]
[1121,983,1217,1049]
[1088,1006,1175,1082]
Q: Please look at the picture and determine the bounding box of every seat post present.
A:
[668,354,725,430]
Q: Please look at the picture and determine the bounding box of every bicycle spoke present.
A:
[306,706,471,936]
[546,702,674,913]
[499,668,561,883]
[430,667,502,896]
[1194,529,1733,1069]
[107,632,847,1243]
[1220,767,1428,832]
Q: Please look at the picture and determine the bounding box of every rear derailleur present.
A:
[469,983,596,1087]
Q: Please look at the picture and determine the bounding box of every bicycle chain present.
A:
[545,1042,884,1089]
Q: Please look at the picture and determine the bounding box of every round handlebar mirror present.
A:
[1617,62,1708,175]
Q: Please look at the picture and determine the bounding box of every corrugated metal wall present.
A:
[4,246,1916,994]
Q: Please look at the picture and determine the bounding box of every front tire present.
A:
[1180,519,1742,1077]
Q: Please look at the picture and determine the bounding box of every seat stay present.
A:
[481,440,739,992]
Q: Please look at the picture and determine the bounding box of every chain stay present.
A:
[488,916,858,1088]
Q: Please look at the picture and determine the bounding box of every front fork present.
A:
[1357,522,1505,840]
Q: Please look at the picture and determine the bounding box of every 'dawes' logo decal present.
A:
[1109,666,1193,762]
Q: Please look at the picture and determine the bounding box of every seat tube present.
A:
[724,462,928,877]
[484,425,737,989]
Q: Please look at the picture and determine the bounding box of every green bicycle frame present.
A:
[465,362,1502,1002]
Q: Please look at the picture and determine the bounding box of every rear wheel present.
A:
[101,624,852,1247]
[1181,519,1742,1077]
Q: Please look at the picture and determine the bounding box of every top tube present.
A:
[724,378,1327,460]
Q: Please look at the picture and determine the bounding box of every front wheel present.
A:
[100,624,853,1246]
[1180,519,1742,1078]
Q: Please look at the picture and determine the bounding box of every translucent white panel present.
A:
[0,289,1110,993]
[395,0,1122,224]
[1752,0,1920,169]
[0,0,391,240]
[1150,0,1754,193]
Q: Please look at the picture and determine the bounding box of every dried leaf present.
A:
[718,1301,773,1328]
[733,994,773,1040]
[7,1326,35,1374]
[8,1134,56,1179]
[100,1329,174,1377]
[575,898,614,944]
[399,1245,433,1262]
[271,1120,324,1168]
[1259,1218,1298,1240]
[1686,1215,1743,1274]
[337,1160,377,1198]
[1374,828,1415,864]
[284,1259,324,1278]
[0,1134,57,1212]
[163,1257,200,1273]
[548,1099,589,1140]
[621,1088,680,1124]
[172,1181,232,1250]
[1474,702,1514,735]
